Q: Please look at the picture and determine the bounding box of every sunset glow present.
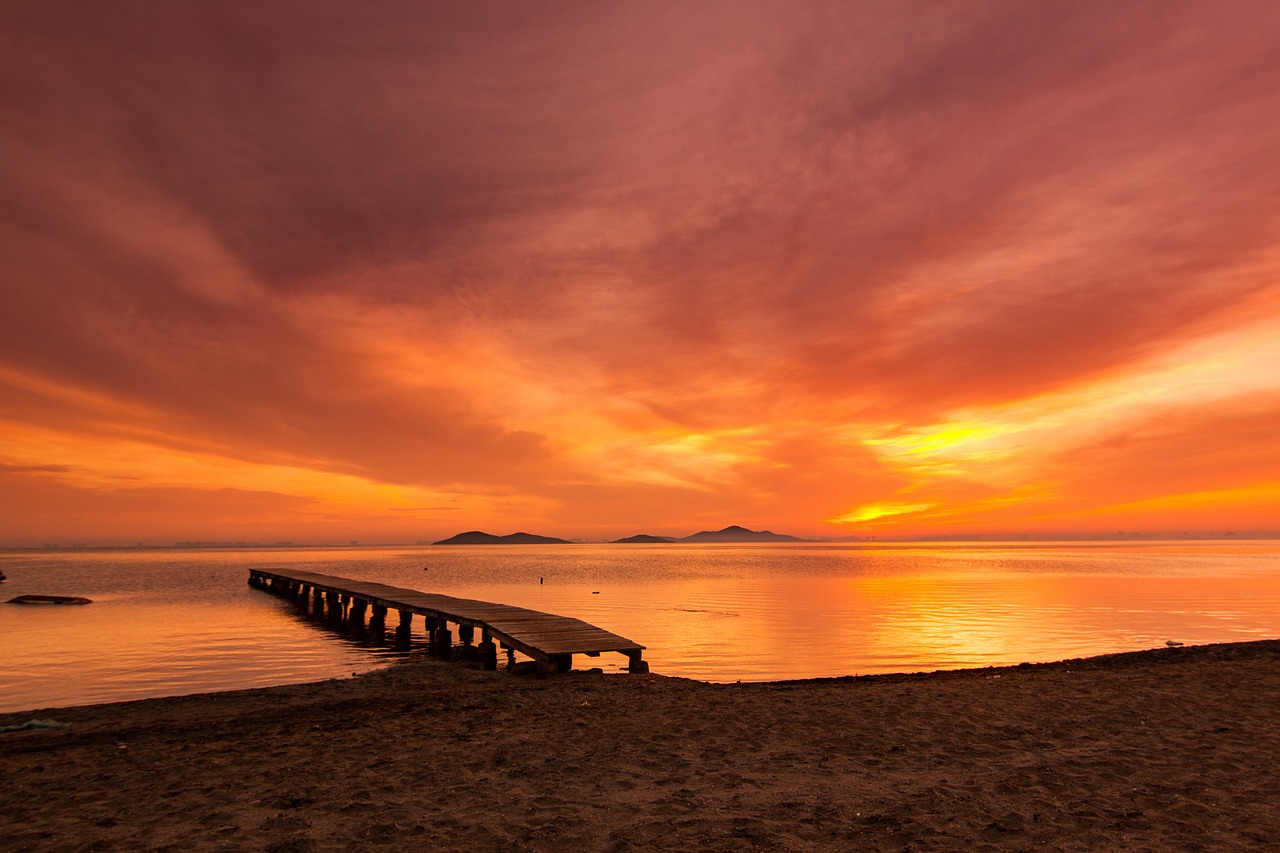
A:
[2,2,1279,544]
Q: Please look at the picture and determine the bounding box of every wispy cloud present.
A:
[2,1,1279,541]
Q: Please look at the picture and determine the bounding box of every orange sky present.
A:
[2,1,1279,545]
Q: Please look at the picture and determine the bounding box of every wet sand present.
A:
[4,641,1280,851]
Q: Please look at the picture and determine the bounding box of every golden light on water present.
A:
[3,542,1280,710]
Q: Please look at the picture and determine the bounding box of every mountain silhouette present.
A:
[432,531,572,545]
[679,525,808,543]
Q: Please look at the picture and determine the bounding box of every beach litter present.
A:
[0,719,68,734]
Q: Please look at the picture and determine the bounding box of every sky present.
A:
[2,1,1279,545]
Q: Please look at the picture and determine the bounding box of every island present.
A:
[679,525,810,543]
[432,525,810,545]
[432,531,573,545]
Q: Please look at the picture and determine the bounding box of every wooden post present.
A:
[349,599,368,636]
[626,650,649,674]
[554,653,573,673]
[458,624,474,646]
[369,604,387,643]
[478,628,497,671]
[395,610,412,650]
[478,640,498,670]
[421,615,437,655]
[311,587,324,619]
[434,620,452,661]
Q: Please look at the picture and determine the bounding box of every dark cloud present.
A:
[1,1,1278,537]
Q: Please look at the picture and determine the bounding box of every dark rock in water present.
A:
[8,594,93,605]
[679,525,810,543]
[433,531,572,545]
[611,534,675,543]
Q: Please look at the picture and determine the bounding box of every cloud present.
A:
[1,1,1279,539]
[0,466,319,544]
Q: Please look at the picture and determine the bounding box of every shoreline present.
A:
[1,637,1253,719]
[5,639,1280,850]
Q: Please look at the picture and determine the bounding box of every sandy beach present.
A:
[4,641,1280,851]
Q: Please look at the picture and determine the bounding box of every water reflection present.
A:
[427,547,1280,681]
[2,541,1279,710]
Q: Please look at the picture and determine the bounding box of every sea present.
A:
[2,540,1279,714]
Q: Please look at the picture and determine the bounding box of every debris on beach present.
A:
[0,719,67,733]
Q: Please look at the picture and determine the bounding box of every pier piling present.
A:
[369,604,387,643]
[395,610,412,650]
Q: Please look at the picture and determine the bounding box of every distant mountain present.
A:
[680,525,809,543]
[432,531,572,545]
[611,534,675,544]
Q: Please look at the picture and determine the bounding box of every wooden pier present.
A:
[248,569,648,677]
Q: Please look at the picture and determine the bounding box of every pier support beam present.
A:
[432,620,452,661]
[421,615,438,655]
[368,605,387,643]
[348,599,368,636]
[395,610,412,650]
[458,624,474,646]
[311,587,324,619]
[478,629,497,671]
[626,650,649,674]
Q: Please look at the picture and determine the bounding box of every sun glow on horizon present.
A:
[827,311,1280,533]
[828,502,936,525]
[3,4,1280,543]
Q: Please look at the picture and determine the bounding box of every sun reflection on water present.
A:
[2,541,1279,710]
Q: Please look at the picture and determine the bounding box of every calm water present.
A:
[2,541,1279,713]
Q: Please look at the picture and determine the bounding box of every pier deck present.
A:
[248,568,647,676]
